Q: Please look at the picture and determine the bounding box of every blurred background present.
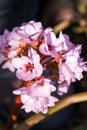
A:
[0,0,87,130]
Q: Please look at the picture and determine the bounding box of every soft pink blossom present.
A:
[0,29,10,63]
[2,60,15,72]
[39,32,58,57]
[55,31,74,52]
[7,21,43,58]
[21,21,43,39]
[12,53,43,81]
[8,21,43,43]
[39,31,74,57]
[57,82,69,95]
[0,20,87,98]
[0,29,16,71]
[0,53,6,64]
[0,29,9,48]
[57,45,87,95]
[13,78,58,114]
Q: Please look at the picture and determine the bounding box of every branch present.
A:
[53,20,70,34]
[13,92,87,130]
[6,96,22,130]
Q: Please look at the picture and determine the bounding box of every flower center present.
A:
[25,63,34,71]
[55,50,67,63]
[37,79,44,86]
[19,45,29,56]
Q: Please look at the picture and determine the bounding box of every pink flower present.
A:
[57,82,69,95]
[39,32,58,57]
[8,21,43,43]
[8,38,27,58]
[1,51,16,72]
[0,29,16,72]
[39,31,74,57]
[55,31,74,52]
[12,52,43,81]
[7,21,43,58]
[0,29,9,48]
[0,21,44,74]
[57,45,87,95]
[0,53,6,64]
[0,29,10,63]
[13,78,58,114]
[21,21,43,39]
[2,60,15,72]
[0,21,87,98]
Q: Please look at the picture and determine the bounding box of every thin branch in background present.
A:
[13,92,87,130]
[53,20,71,34]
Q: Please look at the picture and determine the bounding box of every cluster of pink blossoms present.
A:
[0,21,87,114]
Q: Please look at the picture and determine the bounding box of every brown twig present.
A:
[53,20,70,34]
[13,92,87,130]
[6,96,22,130]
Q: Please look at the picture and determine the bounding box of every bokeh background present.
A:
[0,0,87,130]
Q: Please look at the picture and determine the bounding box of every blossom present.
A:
[13,78,58,114]
[12,52,43,81]
[57,82,69,96]
[0,29,16,72]
[21,21,43,39]
[0,21,44,73]
[39,31,58,57]
[0,53,6,64]
[57,45,87,95]
[8,21,43,43]
[2,60,15,72]
[0,29,9,48]
[39,31,74,57]
[0,20,87,98]
[55,31,74,52]
[7,21,43,58]
[0,29,10,64]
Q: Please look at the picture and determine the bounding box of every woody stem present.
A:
[6,81,28,130]
[13,92,87,130]
[6,95,22,130]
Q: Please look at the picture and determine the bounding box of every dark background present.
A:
[0,0,87,130]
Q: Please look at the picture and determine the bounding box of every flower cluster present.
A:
[13,78,58,114]
[0,20,87,114]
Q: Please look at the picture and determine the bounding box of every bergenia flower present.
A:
[39,32,58,57]
[21,20,43,40]
[0,29,9,48]
[0,53,6,64]
[0,20,87,99]
[0,21,44,73]
[13,78,58,114]
[12,52,43,81]
[0,29,10,64]
[8,21,43,43]
[57,45,87,95]
[0,29,16,72]
[55,31,74,52]
[7,21,43,58]
[57,82,69,96]
[2,60,15,72]
[39,31,75,57]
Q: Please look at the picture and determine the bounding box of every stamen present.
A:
[25,63,34,71]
